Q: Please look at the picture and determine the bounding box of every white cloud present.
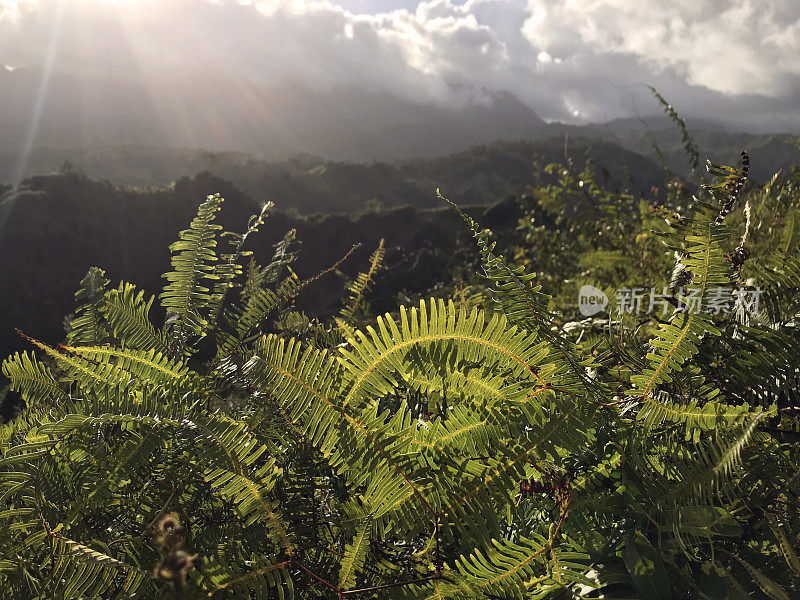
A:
[0,0,798,128]
[523,0,800,98]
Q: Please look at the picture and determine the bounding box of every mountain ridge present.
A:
[0,67,547,163]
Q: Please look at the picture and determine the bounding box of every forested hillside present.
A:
[3,131,797,208]
[1,130,797,368]
[1,137,666,212]
[0,138,674,363]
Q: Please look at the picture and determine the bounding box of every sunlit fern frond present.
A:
[207,201,274,331]
[338,515,372,590]
[442,193,605,405]
[49,537,150,599]
[244,299,593,542]
[667,413,766,506]
[101,282,169,353]
[1,351,67,404]
[630,168,741,428]
[214,230,301,365]
[160,193,224,354]
[197,555,294,599]
[455,534,593,600]
[336,299,568,410]
[216,273,300,363]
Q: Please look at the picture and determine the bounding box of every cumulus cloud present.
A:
[0,0,798,129]
[523,0,800,97]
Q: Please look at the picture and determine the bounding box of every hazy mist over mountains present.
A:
[2,0,799,188]
[1,63,797,190]
[0,66,550,162]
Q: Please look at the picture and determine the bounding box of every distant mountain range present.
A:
[0,67,548,163]
[1,66,797,197]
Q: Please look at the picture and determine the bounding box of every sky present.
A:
[0,0,799,130]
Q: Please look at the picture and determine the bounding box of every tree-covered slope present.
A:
[0,170,517,372]
[0,137,668,213]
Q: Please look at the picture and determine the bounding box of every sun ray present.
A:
[12,0,66,186]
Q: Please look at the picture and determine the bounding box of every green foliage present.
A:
[65,267,110,346]
[102,282,169,352]
[1,140,800,600]
[339,238,385,324]
[160,192,224,353]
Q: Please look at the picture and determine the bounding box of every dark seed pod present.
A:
[714,150,750,226]
[731,246,751,268]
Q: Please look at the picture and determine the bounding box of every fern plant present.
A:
[1,142,799,600]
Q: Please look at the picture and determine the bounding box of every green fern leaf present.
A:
[338,515,372,590]
[1,351,66,403]
[101,282,168,352]
[340,238,385,323]
[160,193,224,352]
[199,556,293,599]
[65,267,110,346]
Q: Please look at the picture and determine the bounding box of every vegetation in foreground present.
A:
[1,126,800,600]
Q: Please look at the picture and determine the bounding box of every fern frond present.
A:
[204,461,289,549]
[244,337,428,526]
[50,537,149,599]
[334,317,357,342]
[340,238,385,322]
[442,193,603,403]
[338,299,567,410]
[455,534,589,599]
[216,274,300,363]
[262,228,298,285]
[60,345,195,391]
[207,201,274,331]
[16,335,121,396]
[245,299,591,540]
[729,553,790,600]
[638,394,762,432]
[199,555,293,599]
[667,413,765,506]
[630,220,734,425]
[649,87,699,173]
[338,515,372,590]
[1,351,66,403]
[196,415,293,554]
[63,430,163,525]
[160,193,224,352]
[65,267,109,346]
[101,282,168,353]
